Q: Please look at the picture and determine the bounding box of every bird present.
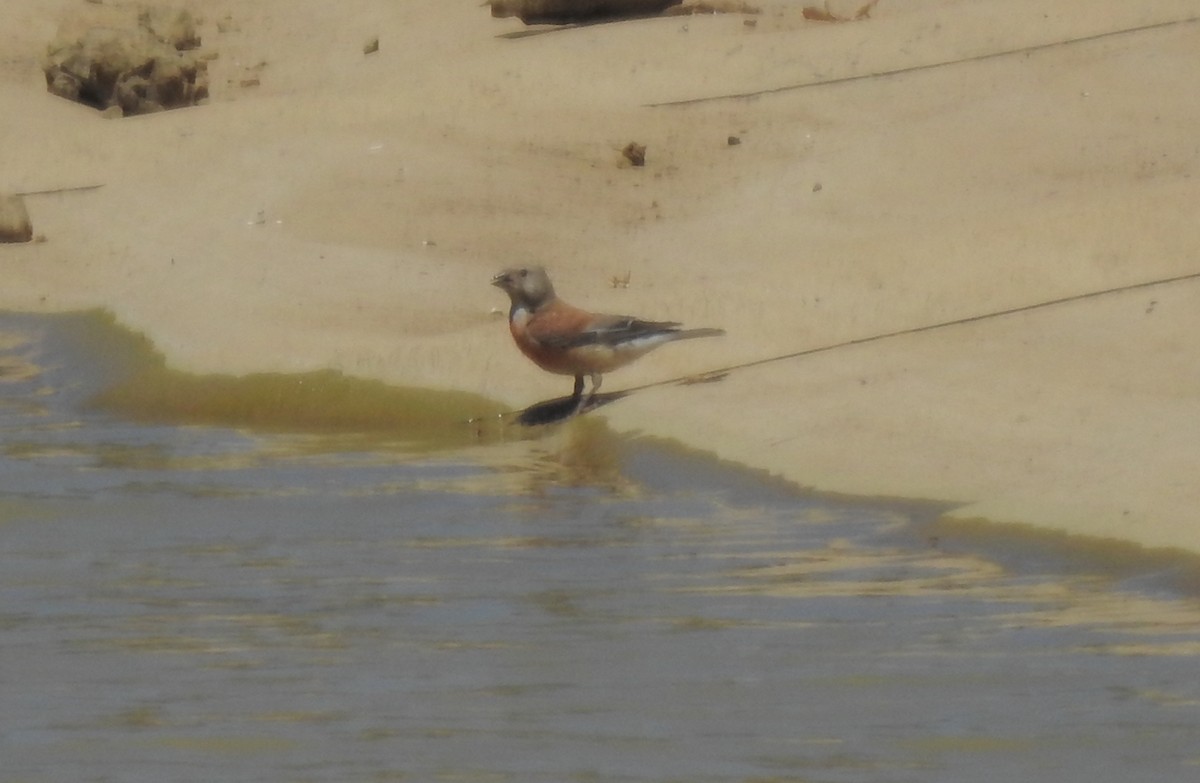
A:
[491,266,724,404]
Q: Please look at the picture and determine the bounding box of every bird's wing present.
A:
[581,316,684,347]
[536,311,683,349]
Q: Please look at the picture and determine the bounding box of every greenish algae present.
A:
[74,311,507,450]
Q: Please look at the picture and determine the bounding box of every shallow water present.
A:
[3,311,1200,783]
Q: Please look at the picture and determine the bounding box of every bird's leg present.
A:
[567,374,592,416]
[588,373,602,400]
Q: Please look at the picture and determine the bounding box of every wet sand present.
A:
[1,1,1198,549]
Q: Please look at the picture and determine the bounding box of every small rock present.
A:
[363,36,379,55]
[622,142,647,167]
[727,135,741,146]
[0,195,33,244]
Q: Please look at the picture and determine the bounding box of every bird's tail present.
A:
[671,327,725,341]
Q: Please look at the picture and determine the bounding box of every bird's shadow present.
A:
[516,390,632,427]
[512,371,729,427]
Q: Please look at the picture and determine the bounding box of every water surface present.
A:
[3,311,1199,782]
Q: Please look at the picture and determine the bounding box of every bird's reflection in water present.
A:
[515,389,632,426]
[479,412,638,498]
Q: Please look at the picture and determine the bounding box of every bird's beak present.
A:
[491,273,507,288]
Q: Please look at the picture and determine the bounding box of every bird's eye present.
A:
[518,269,528,278]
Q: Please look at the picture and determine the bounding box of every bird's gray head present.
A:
[491,266,556,310]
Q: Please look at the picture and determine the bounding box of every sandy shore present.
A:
[2,0,1198,551]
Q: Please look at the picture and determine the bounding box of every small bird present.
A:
[492,266,724,403]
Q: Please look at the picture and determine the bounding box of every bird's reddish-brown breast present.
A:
[509,299,615,376]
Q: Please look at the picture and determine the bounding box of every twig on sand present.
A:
[647,15,1200,107]
[17,184,106,197]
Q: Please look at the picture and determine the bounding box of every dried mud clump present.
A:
[489,0,682,25]
[43,9,209,117]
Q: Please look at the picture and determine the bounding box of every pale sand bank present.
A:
[2,0,1198,550]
